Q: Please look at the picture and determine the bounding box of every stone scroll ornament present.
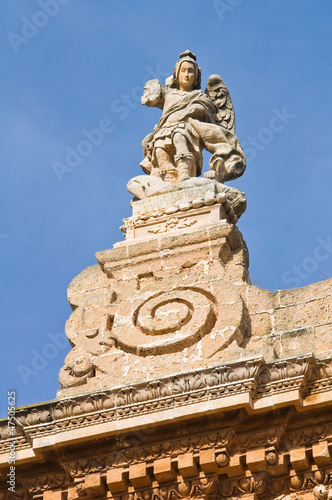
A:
[127,49,246,219]
[104,284,244,356]
[59,265,248,389]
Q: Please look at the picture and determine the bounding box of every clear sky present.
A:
[1,0,332,416]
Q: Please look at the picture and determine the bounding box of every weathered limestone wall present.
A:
[58,222,251,396]
[225,278,332,362]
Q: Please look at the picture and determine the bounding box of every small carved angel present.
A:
[139,50,246,184]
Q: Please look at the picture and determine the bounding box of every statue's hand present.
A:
[141,79,164,108]
[204,170,216,180]
[187,103,206,120]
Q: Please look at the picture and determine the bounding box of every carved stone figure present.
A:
[314,485,332,499]
[128,50,246,200]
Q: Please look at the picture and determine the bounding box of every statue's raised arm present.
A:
[128,51,246,219]
[141,79,165,109]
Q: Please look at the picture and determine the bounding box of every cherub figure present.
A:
[139,50,246,185]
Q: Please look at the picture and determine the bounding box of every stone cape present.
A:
[140,88,245,180]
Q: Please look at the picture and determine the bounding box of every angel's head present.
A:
[171,50,201,91]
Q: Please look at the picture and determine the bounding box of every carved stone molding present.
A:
[15,468,332,500]
[1,355,332,499]
[21,473,67,495]
[1,355,331,458]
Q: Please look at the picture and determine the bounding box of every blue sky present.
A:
[1,0,332,416]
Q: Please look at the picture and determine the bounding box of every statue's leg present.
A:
[155,147,177,183]
[173,132,195,181]
[173,132,189,154]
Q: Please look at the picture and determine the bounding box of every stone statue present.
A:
[128,50,246,206]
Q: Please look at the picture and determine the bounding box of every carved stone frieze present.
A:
[0,490,27,500]
[0,355,331,457]
[121,183,244,240]
[61,429,234,479]
[21,473,67,494]
[1,355,332,500]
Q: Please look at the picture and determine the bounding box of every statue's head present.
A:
[170,50,201,90]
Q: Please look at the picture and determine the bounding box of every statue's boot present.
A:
[174,153,195,182]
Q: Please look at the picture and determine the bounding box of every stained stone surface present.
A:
[2,352,332,499]
[58,221,251,395]
[122,180,246,240]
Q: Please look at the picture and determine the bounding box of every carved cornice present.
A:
[21,473,67,494]
[61,428,235,478]
[14,468,332,500]
[0,355,332,457]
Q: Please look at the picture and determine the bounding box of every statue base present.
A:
[122,178,246,240]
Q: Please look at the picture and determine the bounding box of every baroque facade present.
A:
[1,51,331,499]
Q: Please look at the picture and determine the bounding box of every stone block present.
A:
[69,288,107,309]
[106,469,127,493]
[43,491,65,500]
[96,246,129,264]
[127,239,159,258]
[217,239,232,264]
[314,323,332,354]
[312,441,332,466]
[279,278,332,306]
[159,227,209,251]
[246,448,266,472]
[129,463,151,488]
[129,204,226,240]
[67,486,80,500]
[274,298,328,332]
[265,453,288,476]
[84,472,105,496]
[280,328,315,357]
[247,285,275,313]
[207,223,240,250]
[177,452,197,478]
[327,295,332,322]
[222,453,244,477]
[128,256,162,277]
[68,265,110,294]
[160,245,211,271]
[289,448,310,471]
[199,449,216,473]
[250,312,272,337]
[153,457,175,483]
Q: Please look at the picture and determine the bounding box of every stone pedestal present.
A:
[58,217,250,396]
